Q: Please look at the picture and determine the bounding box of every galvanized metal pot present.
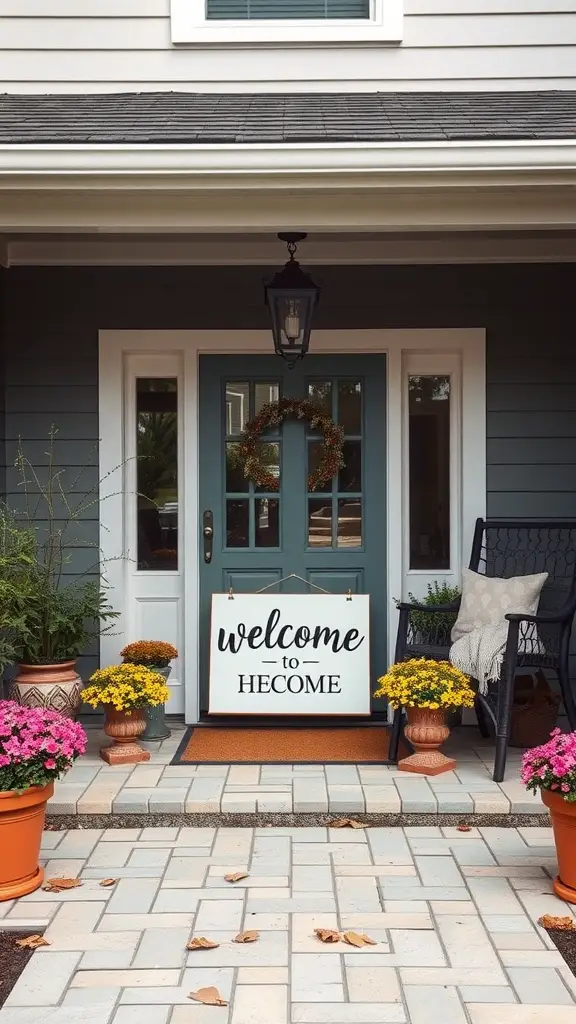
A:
[142,665,172,741]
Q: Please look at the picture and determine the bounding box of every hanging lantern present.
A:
[264,232,320,368]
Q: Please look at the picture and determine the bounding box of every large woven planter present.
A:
[542,789,576,904]
[0,783,54,901]
[9,661,82,720]
[100,708,151,765]
[398,706,456,776]
[509,673,560,748]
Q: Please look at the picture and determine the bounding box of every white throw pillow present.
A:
[451,567,548,642]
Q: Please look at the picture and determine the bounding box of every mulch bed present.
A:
[0,932,36,1008]
[545,928,576,976]
[45,811,550,829]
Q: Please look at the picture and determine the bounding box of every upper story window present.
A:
[171,0,403,44]
[207,0,370,18]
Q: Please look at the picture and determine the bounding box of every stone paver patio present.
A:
[46,725,545,817]
[1,822,575,1022]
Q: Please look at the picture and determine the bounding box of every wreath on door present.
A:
[234,397,345,492]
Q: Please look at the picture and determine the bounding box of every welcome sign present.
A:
[208,593,371,715]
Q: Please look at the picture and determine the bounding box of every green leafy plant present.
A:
[0,430,118,666]
[407,581,461,643]
[0,512,37,675]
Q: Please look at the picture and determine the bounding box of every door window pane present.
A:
[308,380,332,418]
[226,443,249,492]
[256,498,280,547]
[409,374,451,570]
[254,442,281,492]
[137,378,178,571]
[308,498,332,547]
[339,440,362,492]
[226,500,249,547]
[255,382,280,421]
[338,380,362,434]
[308,440,329,489]
[225,382,249,435]
[337,498,362,548]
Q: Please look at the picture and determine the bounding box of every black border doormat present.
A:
[171,723,400,765]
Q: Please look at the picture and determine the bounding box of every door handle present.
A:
[203,510,214,563]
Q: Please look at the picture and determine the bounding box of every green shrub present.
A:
[408,581,461,644]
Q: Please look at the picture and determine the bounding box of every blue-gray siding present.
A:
[1,263,575,684]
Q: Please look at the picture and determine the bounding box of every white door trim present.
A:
[99,327,485,724]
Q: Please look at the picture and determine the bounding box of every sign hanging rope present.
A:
[235,397,345,492]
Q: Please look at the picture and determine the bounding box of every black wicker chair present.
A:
[389,518,576,782]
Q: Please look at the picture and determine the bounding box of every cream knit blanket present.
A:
[450,623,545,695]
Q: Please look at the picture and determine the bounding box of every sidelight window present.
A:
[408,374,451,571]
[136,377,178,571]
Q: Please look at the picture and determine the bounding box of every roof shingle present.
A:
[1,91,576,145]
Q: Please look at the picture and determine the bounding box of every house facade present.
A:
[0,2,575,722]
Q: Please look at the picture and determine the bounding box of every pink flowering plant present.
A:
[0,700,87,792]
[521,728,576,802]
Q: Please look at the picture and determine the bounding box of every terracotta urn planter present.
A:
[542,789,576,903]
[0,783,54,901]
[100,708,151,765]
[9,661,82,720]
[398,706,457,776]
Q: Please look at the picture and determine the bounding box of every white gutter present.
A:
[0,138,575,177]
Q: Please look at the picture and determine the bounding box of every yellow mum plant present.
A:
[82,663,170,711]
[374,658,474,710]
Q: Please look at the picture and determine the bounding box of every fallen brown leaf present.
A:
[343,931,377,947]
[15,935,50,949]
[539,914,576,931]
[42,877,83,893]
[328,818,366,830]
[99,878,117,888]
[44,824,61,832]
[315,928,341,943]
[186,937,220,951]
[233,931,259,944]
[188,986,228,1006]
[224,872,249,883]
[456,824,472,833]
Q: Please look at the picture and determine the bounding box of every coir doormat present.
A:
[172,725,400,764]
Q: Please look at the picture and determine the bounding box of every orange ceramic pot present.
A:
[398,706,457,776]
[9,661,82,719]
[542,789,576,903]
[100,708,150,765]
[0,783,53,901]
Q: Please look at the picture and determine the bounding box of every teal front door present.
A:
[199,354,387,715]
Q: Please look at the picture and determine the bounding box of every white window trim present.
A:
[100,328,485,724]
[170,0,403,45]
